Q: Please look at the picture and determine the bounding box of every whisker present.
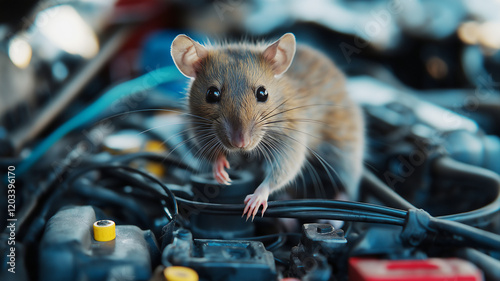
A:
[263,118,333,128]
[264,133,331,195]
[136,121,211,136]
[264,125,322,140]
[189,135,219,166]
[97,108,214,123]
[258,102,347,124]
[267,131,345,194]
[166,131,215,161]
[259,96,293,121]
[303,158,326,198]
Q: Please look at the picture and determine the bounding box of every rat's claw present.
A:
[215,169,231,185]
[261,201,268,217]
[213,155,231,185]
[222,157,230,169]
[242,186,270,221]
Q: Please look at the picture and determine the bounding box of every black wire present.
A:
[429,217,500,251]
[71,180,151,227]
[362,170,417,210]
[175,198,406,225]
[103,165,179,219]
[75,164,499,248]
[265,211,405,225]
[90,168,403,238]
[65,164,178,220]
[236,233,302,241]
[456,248,500,280]
[266,234,286,252]
[177,204,405,225]
[175,197,407,218]
[274,257,289,266]
[264,206,403,220]
[268,200,408,218]
[55,159,500,250]
[91,170,406,225]
[56,153,408,226]
[81,163,407,224]
[363,157,500,227]
[235,233,301,252]
[57,163,500,252]
[432,157,500,225]
[109,152,198,173]
[180,204,403,221]
[364,160,500,249]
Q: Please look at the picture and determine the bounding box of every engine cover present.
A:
[39,205,160,281]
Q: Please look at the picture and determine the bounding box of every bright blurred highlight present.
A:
[457,21,480,45]
[459,20,500,49]
[8,36,32,69]
[478,21,500,49]
[37,5,99,58]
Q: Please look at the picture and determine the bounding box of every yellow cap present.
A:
[93,220,116,242]
[145,140,166,152]
[144,140,167,177]
[163,266,199,281]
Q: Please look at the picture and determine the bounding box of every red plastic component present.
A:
[349,257,483,281]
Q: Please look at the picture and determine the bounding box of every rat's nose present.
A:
[230,129,250,148]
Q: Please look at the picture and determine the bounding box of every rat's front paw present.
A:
[243,186,270,221]
[213,155,231,185]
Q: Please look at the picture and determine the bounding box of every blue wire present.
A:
[17,66,185,176]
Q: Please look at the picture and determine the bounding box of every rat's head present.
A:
[171,33,296,154]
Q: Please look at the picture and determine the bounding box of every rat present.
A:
[171,33,364,220]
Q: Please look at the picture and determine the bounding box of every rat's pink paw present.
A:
[213,155,231,185]
[243,186,270,221]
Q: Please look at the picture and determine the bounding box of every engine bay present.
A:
[2,1,500,281]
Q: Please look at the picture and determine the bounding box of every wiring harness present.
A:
[57,153,500,252]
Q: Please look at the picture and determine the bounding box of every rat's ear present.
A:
[171,35,208,78]
[263,33,296,76]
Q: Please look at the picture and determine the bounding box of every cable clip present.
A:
[400,209,433,246]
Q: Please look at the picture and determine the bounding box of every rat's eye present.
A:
[256,86,268,102]
[206,86,221,103]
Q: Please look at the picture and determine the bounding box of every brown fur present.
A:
[185,40,364,199]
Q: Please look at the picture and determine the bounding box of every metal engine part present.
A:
[163,228,277,281]
[39,205,160,281]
